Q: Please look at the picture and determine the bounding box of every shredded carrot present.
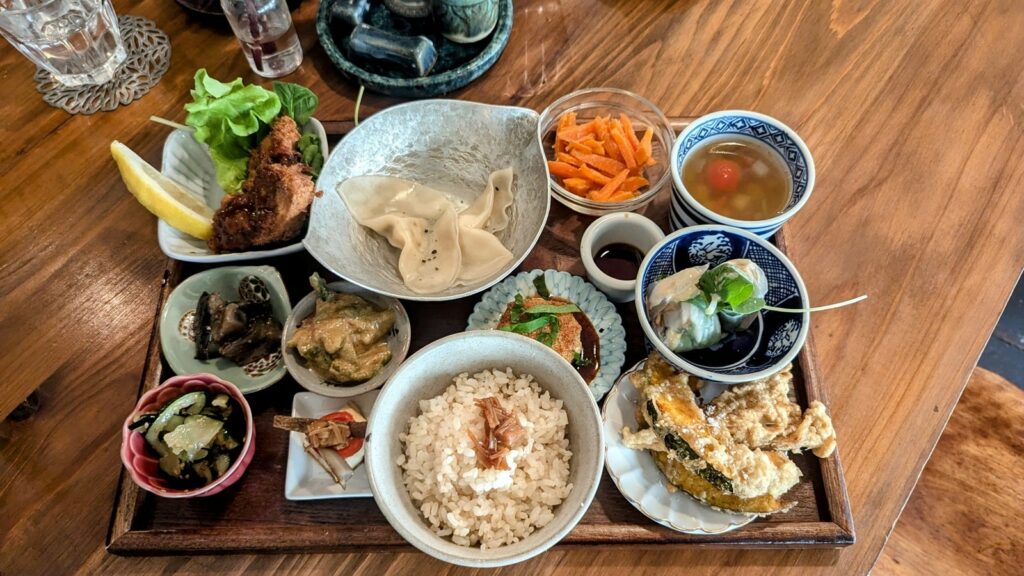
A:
[621,176,649,191]
[561,178,592,196]
[620,113,641,150]
[592,169,630,201]
[605,190,637,202]
[549,111,659,202]
[556,151,581,166]
[611,126,637,169]
[636,127,654,166]
[547,161,581,179]
[567,140,594,154]
[578,163,612,185]
[571,151,627,176]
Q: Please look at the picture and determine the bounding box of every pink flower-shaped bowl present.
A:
[120,373,255,498]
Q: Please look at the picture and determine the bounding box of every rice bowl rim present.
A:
[365,331,605,568]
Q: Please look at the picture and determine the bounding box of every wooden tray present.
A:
[106,119,854,555]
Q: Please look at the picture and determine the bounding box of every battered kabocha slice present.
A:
[651,451,793,515]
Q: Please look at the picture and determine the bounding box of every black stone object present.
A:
[347,23,438,78]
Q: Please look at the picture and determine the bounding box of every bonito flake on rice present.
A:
[397,368,573,549]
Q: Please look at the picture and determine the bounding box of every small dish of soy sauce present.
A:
[581,213,665,303]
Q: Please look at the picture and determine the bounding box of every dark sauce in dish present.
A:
[574,311,601,384]
[594,243,644,280]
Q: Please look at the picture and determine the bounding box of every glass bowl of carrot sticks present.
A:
[538,88,674,216]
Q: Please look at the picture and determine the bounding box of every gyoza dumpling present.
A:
[338,176,461,294]
[460,167,514,233]
[455,167,514,284]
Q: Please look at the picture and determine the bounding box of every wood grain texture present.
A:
[2,0,1024,574]
[875,368,1024,575]
[104,205,852,554]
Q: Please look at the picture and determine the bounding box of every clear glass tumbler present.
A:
[0,0,126,86]
[220,0,302,78]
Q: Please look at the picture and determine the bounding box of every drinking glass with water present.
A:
[220,0,302,78]
[0,0,126,86]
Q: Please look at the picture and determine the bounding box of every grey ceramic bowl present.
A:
[365,331,605,567]
[159,265,291,394]
[305,100,551,301]
[281,280,411,398]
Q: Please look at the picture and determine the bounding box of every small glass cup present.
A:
[0,0,126,87]
[220,0,303,78]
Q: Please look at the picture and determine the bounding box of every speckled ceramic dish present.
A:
[466,269,626,401]
[281,280,410,398]
[365,331,604,568]
[159,266,291,394]
[157,118,328,263]
[316,0,512,97]
[305,99,550,302]
[602,361,755,534]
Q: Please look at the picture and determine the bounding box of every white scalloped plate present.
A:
[602,361,756,534]
[157,118,328,263]
[465,269,625,401]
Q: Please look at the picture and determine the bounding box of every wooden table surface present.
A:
[1,0,1022,574]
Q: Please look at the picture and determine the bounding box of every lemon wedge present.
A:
[110,141,215,240]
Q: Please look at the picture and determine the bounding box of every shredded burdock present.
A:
[468,396,527,469]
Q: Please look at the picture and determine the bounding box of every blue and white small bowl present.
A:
[669,110,815,238]
[635,225,809,384]
[467,269,626,401]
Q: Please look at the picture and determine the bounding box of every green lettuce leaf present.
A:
[272,81,318,127]
[184,69,281,193]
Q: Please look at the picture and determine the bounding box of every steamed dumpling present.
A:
[460,167,514,232]
[338,170,515,294]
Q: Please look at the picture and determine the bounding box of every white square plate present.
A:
[284,390,379,500]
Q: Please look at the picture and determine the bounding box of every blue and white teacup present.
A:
[669,110,815,238]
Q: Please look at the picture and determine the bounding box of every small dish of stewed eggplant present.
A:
[160,266,292,393]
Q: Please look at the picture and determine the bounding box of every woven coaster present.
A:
[34,15,171,115]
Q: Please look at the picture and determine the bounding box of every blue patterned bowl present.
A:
[669,111,815,238]
[634,225,809,383]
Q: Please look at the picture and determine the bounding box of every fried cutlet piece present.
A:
[208,116,315,253]
[496,297,583,363]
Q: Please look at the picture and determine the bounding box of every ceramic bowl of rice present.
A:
[365,331,604,567]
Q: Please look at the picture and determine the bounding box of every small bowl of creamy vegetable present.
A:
[282,273,411,398]
[120,373,255,497]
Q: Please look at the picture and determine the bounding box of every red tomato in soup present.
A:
[322,410,364,458]
[704,158,741,193]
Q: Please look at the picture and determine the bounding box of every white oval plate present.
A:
[602,361,755,534]
[466,269,625,401]
[157,118,328,263]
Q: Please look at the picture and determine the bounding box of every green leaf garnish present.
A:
[533,275,550,298]
[272,81,319,127]
[298,133,323,178]
[184,69,281,194]
[524,303,581,315]
[499,315,553,334]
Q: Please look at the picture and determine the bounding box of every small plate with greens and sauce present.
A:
[466,269,626,401]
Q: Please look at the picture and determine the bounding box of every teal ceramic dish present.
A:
[159,266,292,394]
[466,269,626,401]
[316,0,512,98]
